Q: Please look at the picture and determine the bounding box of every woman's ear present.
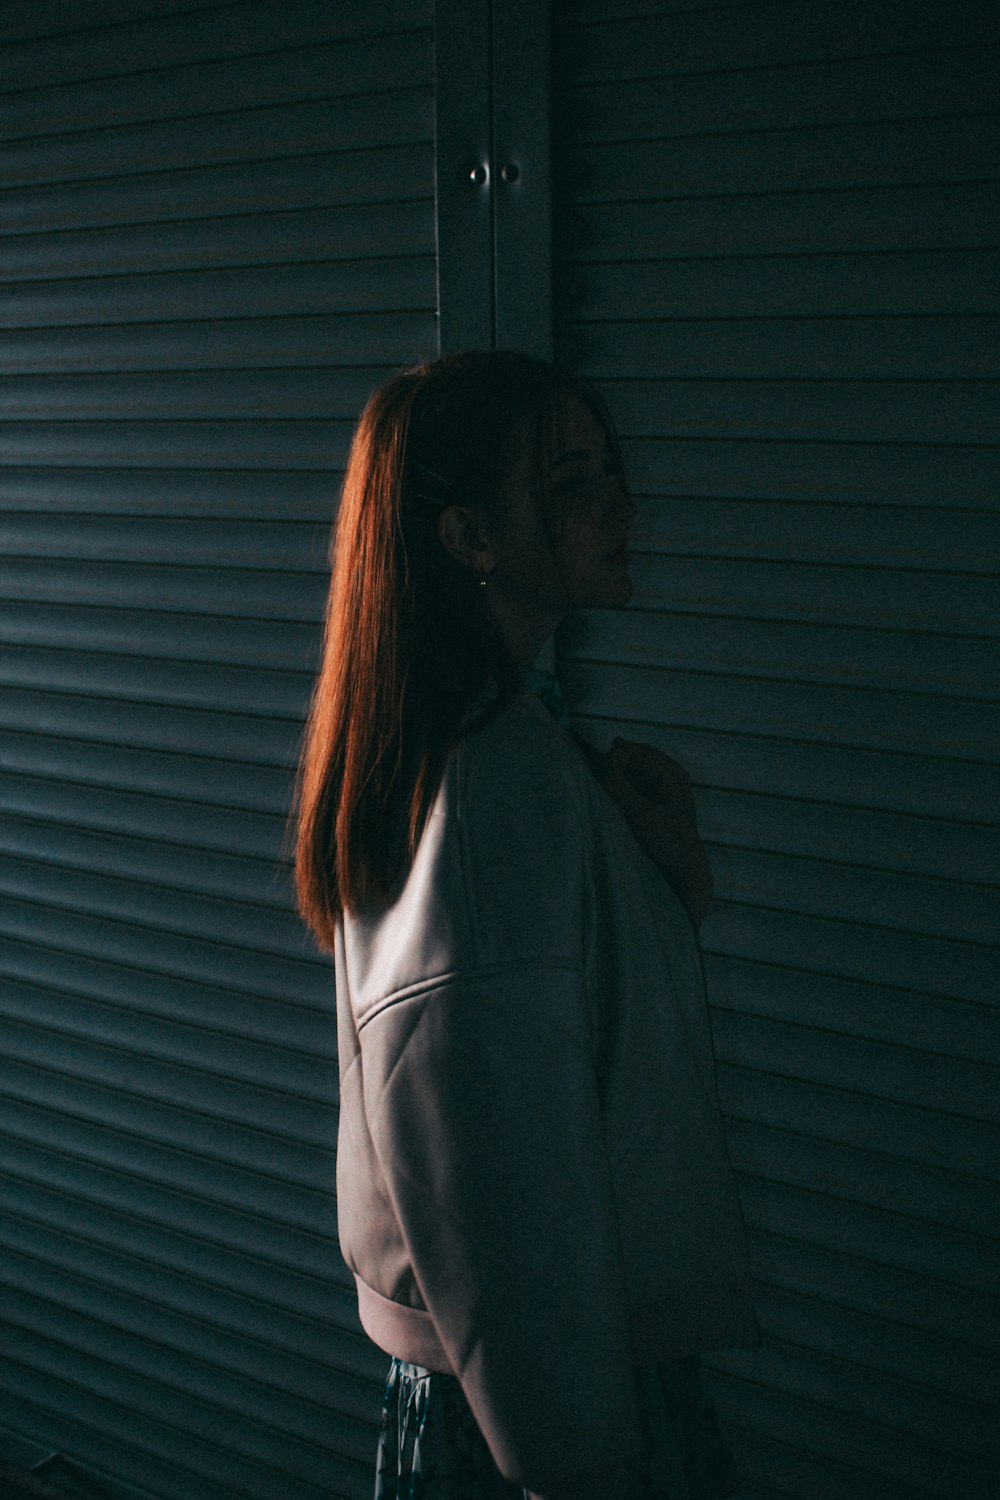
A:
[436,505,493,575]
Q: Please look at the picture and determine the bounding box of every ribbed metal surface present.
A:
[552,2,1000,1497]
[0,2,436,1496]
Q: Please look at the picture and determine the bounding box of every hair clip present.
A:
[409,459,453,489]
[407,458,454,515]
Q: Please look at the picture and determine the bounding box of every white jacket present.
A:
[334,692,759,1491]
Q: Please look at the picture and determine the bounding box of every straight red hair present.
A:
[289,351,620,949]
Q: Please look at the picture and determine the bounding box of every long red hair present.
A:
[289,351,619,947]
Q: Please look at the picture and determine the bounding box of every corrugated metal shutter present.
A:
[552,2,999,1497]
[0,3,436,1497]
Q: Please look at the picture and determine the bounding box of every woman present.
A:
[292,351,759,1499]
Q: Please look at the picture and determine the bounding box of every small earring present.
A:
[480,573,488,589]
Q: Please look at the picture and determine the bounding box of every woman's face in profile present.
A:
[546,390,635,609]
[493,390,636,616]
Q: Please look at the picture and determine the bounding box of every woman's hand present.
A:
[601,737,714,929]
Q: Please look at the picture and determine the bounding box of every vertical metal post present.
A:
[435,0,552,358]
[435,0,494,353]
[492,0,553,360]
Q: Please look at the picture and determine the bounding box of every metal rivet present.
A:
[469,164,488,185]
[500,162,520,183]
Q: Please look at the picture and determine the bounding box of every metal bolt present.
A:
[500,162,520,183]
[469,164,488,185]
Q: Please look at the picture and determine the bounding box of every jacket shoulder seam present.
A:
[356,955,581,1032]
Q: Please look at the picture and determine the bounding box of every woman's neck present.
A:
[487,594,563,671]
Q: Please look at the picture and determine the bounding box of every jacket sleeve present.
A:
[361,959,645,1491]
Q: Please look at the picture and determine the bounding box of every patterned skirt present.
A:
[373,1354,738,1500]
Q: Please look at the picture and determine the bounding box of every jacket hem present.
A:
[355,1273,760,1374]
[356,1276,454,1373]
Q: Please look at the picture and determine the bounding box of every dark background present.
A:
[0,2,997,1498]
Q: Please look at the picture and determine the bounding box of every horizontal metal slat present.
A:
[710,843,996,945]
[729,1424,929,1500]
[559,249,1000,318]
[626,494,999,572]
[1,558,327,618]
[0,984,335,1116]
[0,969,334,1098]
[621,434,1000,508]
[2,687,304,761]
[1,202,435,281]
[2,311,437,373]
[0,1271,367,1464]
[725,1117,1000,1237]
[713,1009,1000,1126]
[706,954,997,1063]
[2,809,294,911]
[0,466,335,515]
[748,1281,998,1405]
[719,1065,998,1186]
[571,713,1000,825]
[0,1322,367,1500]
[3,769,287,857]
[1,1050,334,1183]
[0,1208,378,1381]
[559,1,995,84]
[1,852,312,965]
[706,900,995,1005]
[0,727,292,811]
[561,0,752,19]
[558,45,997,142]
[561,660,1000,759]
[4,0,433,91]
[0,1237,378,1422]
[0,1167,356,1324]
[561,609,997,699]
[555,114,998,202]
[0,602,320,672]
[0,896,324,1009]
[737,1175,996,1294]
[2,370,394,421]
[0,144,434,234]
[2,258,435,327]
[4,88,434,188]
[607,377,1000,444]
[555,181,1000,260]
[2,1103,336,1243]
[709,1353,995,1498]
[0,513,329,563]
[0,942,332,1062]
[0,1266,371,1452]
[616,553,998,633]
[0,421,355,471]
[0,30,432,140]
[746,1228,1000,1352]
[0,1377,286,1500]
[562,315,1000,380]
[0,1132,344,1281]
[0,0,231,45]
[1,642,312,719]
